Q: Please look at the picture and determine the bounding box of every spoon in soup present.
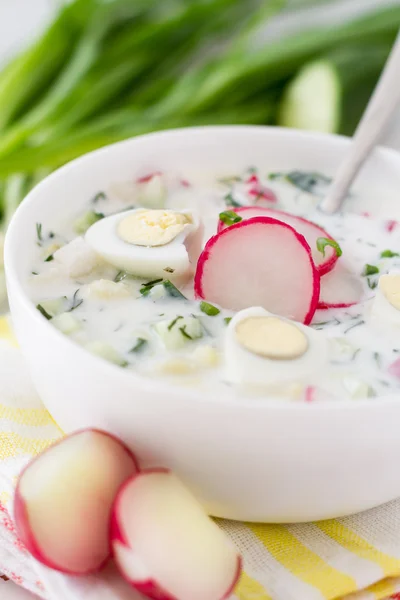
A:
[321,32,400,214]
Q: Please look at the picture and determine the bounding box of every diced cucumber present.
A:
[74,211,104,234]
[39,297,65,318]
[342,376,375,399]
[137,174,166,209]
[52,312,81,334]
[154,315,203,350]
[85,341,128,368]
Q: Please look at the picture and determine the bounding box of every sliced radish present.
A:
[318,262,363,309]
[111,468,242,600]
[218,206,338,275]
[14,429,138,575]
[195,217,319,324]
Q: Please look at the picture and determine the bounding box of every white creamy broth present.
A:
[27,168,400,402]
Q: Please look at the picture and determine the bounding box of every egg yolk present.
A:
[235,316,308,360]
[118,210,192,247]
[379,274,400,311]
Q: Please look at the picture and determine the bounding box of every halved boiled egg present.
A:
[224,307,328,387]
[85,208,202,281]
[371,273,400,326]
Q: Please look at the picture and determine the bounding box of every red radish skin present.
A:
[111,468,242,600]
[14,429,138,575]
[388,358,400,379]
[196,217,320,325]
[136,172,162,184]
[218,206,338,275]
[317,262,363,309]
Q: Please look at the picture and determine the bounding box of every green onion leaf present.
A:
[92,191,107,203]
[114,271,128,283]
[140,278,164,295]
[380,249,400,258]
[367,278,378,290]
[67,289,83,312]
[363,264,379,277]
[200,301,220,316]
[224,317,232,325]
[44,253,54,262]
[36,304,52,320]
[129,338,148,353]
[316,237,342,258]
[219,210,242,226]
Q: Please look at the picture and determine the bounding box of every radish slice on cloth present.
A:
[318,261,363,309]
[111,468,242,600]
[14,429,138,575]
[195,217,320,324]
[218,206,338,275]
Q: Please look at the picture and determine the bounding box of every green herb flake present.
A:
[36,304,52,320]
[164,267,175,273]
[36,223,43,244]
[219,210,242,226]
[92,191,107,203]
[168,315,183,331]
[200,301,220,316]
[31,271,38,275]
[67,290,83,312]
[129,338,148,353]
[224,192,242,208]
[367,278,378,290]
[224,317,232,325]
[179,325,193,340]
[373,352,382,368]
[380,249,400,258]
[316,237,342,258]
[363,264,379,277]
[44,254,54,262]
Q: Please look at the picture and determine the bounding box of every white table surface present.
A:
[1,1,400,598]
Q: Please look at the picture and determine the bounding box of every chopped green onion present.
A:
[363,264,379,276]
[36,304,52,320]
[140,278,164,295]
[219,210,242,226]
[163,280,186,299]
[224,317,232,325]
[44,253,54,262]
[129,338,148,353]
[200,301,220,316]
[380,249,400,258]
[316,237,342,258]
[367,278,378,290]
[168,315,183,330]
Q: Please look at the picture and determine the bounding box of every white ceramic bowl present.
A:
[5,126,400,523]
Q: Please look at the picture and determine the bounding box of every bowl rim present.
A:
[6,124,400,412]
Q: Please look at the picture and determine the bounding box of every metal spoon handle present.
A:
[321,32,400,214]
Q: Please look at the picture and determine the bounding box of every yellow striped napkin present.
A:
[1,315,400,600]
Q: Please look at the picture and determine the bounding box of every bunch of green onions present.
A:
[0,0,398,229]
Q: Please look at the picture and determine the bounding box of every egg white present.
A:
[85,208,202,280]
[224,307,328,387]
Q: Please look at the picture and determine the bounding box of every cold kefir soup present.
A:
[28,168,400,402]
